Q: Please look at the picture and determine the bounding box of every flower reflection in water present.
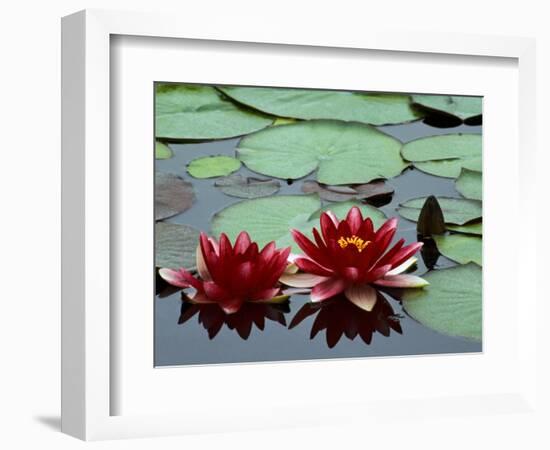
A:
[178,295,290,340]
[289,291,402,348]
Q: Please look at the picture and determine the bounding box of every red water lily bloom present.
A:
[282,206,427,311]
[159,232,291,314]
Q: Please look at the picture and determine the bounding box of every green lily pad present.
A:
[155,84,273,140]
[237,120,407,185]
[455,168,482,201]
[219,86,423,125]
[155,141,173,159]
[211,195,386,253]
[403,264,482,341]
[155,222,200,269]
[155,172,195,221]
[433,234,482,265]
[412,94,482,121]
[187,155,241,178]
[214,174,281,199]
[398,197,482,225]
[401,134,482,178]
[447,222,482,235]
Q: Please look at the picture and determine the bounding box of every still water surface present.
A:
[155,120,482,366]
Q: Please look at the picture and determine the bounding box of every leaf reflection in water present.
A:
[289,291,402,348]
[177,296,290,340]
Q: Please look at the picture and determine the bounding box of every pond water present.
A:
[155,120,482,367]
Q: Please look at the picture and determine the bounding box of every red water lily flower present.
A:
[159,232,291,314]
[282,206,427,311]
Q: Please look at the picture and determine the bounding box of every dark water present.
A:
[155,120,482,367]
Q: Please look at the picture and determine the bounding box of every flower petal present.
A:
[279,273,329,288]
[311,277,347,302]
[373,274,429,288]
[195,244,211,281]
[345,284,378,312]
[295,257,335,277]
[284,263,299,275]
[386,257,418,276]
[320,211,338,241]
[291,229,333,268]
[251,288,285,302]
[388,242,423,268]
[219,298,244,314]
[345,206,363,234]
[234,231,252,254]
[158,268,191,288]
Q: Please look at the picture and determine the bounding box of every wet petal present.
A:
[345,284,378,312]
[311,277,347,302]
[279,273,329,288]
[373,274,429,288]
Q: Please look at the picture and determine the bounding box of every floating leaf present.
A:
[155,84,272,140]
[416,195,446,237]
[187,155,241,178]
[301,180,393,203]
[412,95,482,121]
[403,264,482,341]
[447,222,482,235]
[237,120,406,185]
[211,195,386,253]
[155,222,200,269]
[155,172,195,220]
[455,168,482,201]
[401,134,481,178]
[398,197,482,225]
[214,174,281,199]
[155,141,173,159]
[219,86,423,125]
[272,117,297,126]
[433,234,482,265]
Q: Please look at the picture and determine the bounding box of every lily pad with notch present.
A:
[155,172,195,221]
[403,263,482,341]
[412,94,482,123]
[301,180,394,204]
[237,120,407,185]
[218,86,423,126]
[155,83,273,140]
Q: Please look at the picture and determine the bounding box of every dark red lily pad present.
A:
[301,180,394,203]
[155,172,195,221]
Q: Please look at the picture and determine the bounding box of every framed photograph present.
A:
[62,9,539,441]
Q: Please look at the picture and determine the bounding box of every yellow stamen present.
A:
[337,235,371,252]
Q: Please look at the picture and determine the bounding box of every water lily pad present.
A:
[237,120,407,185]
[155,222,200,269]
[401,134,482,178]
[155,172,195,220]
[433,234,482,265]
[412,95,482,121]
[211,195,386,253]
[398,197,482,225]
[447,222,482,235]
[155,141,173,159]
[301,180,393,202]
[214,174,281,199]
[219,86,423,125]
[187,155,241,178]
[403,264,482,341]
[155,84,273,140]
[455,168,482,201]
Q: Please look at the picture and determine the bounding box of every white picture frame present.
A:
[61,9,540,441]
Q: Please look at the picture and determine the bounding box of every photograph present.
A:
[154,83,483,366]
